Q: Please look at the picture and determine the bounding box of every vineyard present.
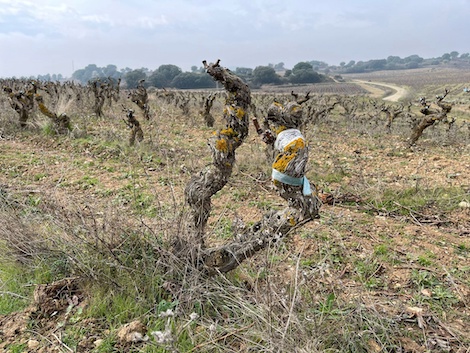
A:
[343,67,470,97]
[0,66,469,352]
[258,82,369,95]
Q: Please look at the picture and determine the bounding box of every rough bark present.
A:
[407,90,452,147]
[122,107,144,146]
[129,80,151,120]
[180,63,322,274]
[381,104,405,132]
[199,93,216,127]
[3,83,36,127]
[184,60,251,246]
[200,210,310,273]
[35,94,71,134]
[183,82,320,273]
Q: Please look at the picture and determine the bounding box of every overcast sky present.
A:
[0,0,468,78]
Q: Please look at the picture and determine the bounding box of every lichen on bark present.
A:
[184,60,251,247]
[183,66,320,274]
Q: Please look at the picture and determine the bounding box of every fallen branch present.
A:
[393,201,449,226]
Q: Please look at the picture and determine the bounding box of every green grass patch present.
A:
[410,270,459,311]
[78,175,100,189]
[416,252,435,266]
[33,172,48,181]
[455,243,469,256]
[213,217,233,240]
[78,230,170,326]
[248,199,275,210]
[85,288,152,324]
[4,343,28,353]
[113,183,158,217]
[369,186,468,215]
[0,254,67,315]
[0,261,32,315]
[41,121,56,136]
[354,258,385,289]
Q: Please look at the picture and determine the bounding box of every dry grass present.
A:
[0,70,469,352]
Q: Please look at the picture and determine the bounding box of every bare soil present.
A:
[0,70,469,351]
[352,79,409,101]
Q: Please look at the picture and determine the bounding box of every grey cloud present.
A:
[1,0,469,77]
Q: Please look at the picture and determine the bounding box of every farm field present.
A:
[342,66,470,101]
[258,82,370,96]
[0,66,469,352]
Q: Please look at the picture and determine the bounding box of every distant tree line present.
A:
[241,61,331,87]
[12,50,469,88]
[70,64,217,89]
[66,61,332,89]
[334,51,469,74]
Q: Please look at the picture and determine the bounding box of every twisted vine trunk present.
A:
[123,108,144,146]
[407,90,452,147]
[184,60,251,246]
[200,211,311,273]
[129,80,151,120]
[181,61,319,274]
[200,93,216,127]
[90,81,106,117]
[3,83,36,128]
[35,94,71,134]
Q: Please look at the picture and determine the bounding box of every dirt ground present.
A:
[0,73,469,351]
[352,79,409,101]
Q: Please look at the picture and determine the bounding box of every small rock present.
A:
[367,339,382,353]
[117,320,147,344]
[94,339,104,348]
[28,339,40,349]
[458,201,470,208]
[421,288,432,297]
